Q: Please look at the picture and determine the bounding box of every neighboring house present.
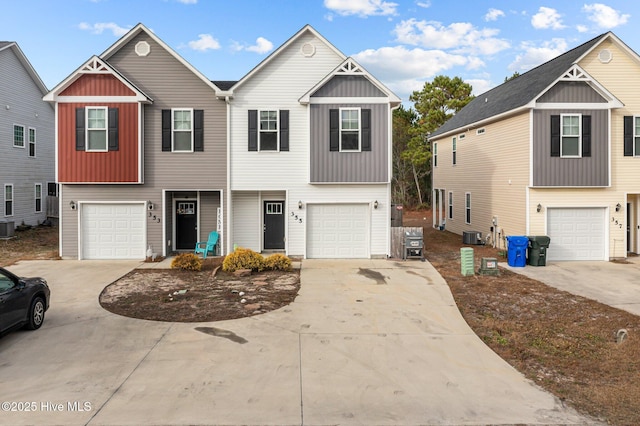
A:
[429,32,640,261]
[44,24,228,259]
[0,42,55,235]
[225,25,401,258]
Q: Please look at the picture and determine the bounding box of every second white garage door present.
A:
[547,207,606,261]
[307,204,369,258]
[81,203,146,259]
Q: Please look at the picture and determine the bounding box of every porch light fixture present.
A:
[536,203,542,213]
[298,200,303,209]
[69,200,77,210]
[374,200,379,209]
[616,203,622,212]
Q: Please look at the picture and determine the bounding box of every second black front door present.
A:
[264,201,285,250]
[176,201,197,250]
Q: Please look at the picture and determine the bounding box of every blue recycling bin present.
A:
[506,236,528,267]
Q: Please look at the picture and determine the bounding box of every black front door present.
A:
[176,201,197,250]
[264,201,285,250]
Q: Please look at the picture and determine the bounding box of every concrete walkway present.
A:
[1,259,595,425]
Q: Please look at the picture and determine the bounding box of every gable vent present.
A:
[598,49,612,64]
[135,41,151,57]
[301,42,315,57]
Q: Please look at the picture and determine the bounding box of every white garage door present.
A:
[547,208,606,261]
[307,204,368,258]
[82,203,146,259]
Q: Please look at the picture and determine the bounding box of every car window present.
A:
[0,272,16,292]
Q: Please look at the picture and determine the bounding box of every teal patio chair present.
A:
[194,231,219,259]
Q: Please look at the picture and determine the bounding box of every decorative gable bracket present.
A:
[336,59,364,75]
[80,57,112,74]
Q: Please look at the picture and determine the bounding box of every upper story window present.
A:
[87,107,108,151]
[634,117,640,156]
[433,142,438,167]
[561,114,581,157]
[248,109,289,152]
[13,125,24,148]
[259,110,278,151]
[329,108,371,152]
[452,136,457,165]
[28,128,36,157]
[4,184,13,217]
[162,109,203,152]
[172,109,193,152]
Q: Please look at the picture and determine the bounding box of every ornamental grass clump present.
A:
[171,253,203,271]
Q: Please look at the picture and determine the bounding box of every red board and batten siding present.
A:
[58,102,139,183]
[60,73,136,96]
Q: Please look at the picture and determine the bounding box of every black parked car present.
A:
[0,267,50,336]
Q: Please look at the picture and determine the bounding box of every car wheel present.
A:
[25,297,45,330]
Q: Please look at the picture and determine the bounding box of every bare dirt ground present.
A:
[3,220,640,424]
[404,209,640,425]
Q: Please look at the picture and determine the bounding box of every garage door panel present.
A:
[82,203,145,260]
[307,204,368,259]
[547,208,605,261]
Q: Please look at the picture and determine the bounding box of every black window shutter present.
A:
[581,115,591,157]
[361,109,371,151]
[162,109,171,152]
[624,115,633,156]
[329,109,339,151]
[248,110,258,151]
[279,110,289,151]
[108,108,119,151]
[194,109,204,152]
[76,107,85,151]
[550,115,560,157]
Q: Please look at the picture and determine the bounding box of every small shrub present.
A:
[171,253,203,271]
[264,253,292,271]
[222,248,265,272]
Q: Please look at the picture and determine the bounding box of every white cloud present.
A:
[187,34,220,52]
[244,37,274,54]
[508,38,568,72]
[576,24,589,33]
[484,8,505,22]
[177,0,197,3]
[464,78,493,96]
[323,0,398,17]
[583,3,630,29]
[531,7,565,30]
[393,19,510,55]
[416,1,431,8]
[78,22,131,36]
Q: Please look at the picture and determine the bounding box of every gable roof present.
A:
[429,32,618,139]
[43,55,152,102]
[230,24,346,93]
[299,57,401,106]
[0,41,49,96]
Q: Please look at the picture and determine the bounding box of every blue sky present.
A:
[1,0,637,106]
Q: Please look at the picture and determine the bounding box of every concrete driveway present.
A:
[503,257,640,316]
[1,259,594,425]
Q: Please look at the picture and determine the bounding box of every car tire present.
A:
[25,297,45,330]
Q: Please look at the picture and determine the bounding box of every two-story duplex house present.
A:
[44,24,228,259]
[1,42,54,235]
[225,25,400,258]
[430,32,640,261]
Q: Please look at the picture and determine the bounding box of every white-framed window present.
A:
[13,124,25,148]
[476,128,485,135]
[4,184,13,217]
[172,108,193,152]
[448,191,453,220]
[34,183,42,213]
[265,202,282,214]
[459,133,466,140]
[433,142,438,167]
[259,110,278,151]
[452,136,457,165]
[561,114,581,157]
[86,107,108,151]
[28,127,36,157]
[340,107,361,151]
[465,192,471,224]
[634,116,640,156]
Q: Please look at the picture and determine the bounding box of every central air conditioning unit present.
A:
[0,221,15,238]
[463,230,482,245]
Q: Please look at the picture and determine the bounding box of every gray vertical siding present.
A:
[310,103,388,183]
[537,81,608,103]
[312,75,386,97]
[0,46,54,227]
[532,109,608,186]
